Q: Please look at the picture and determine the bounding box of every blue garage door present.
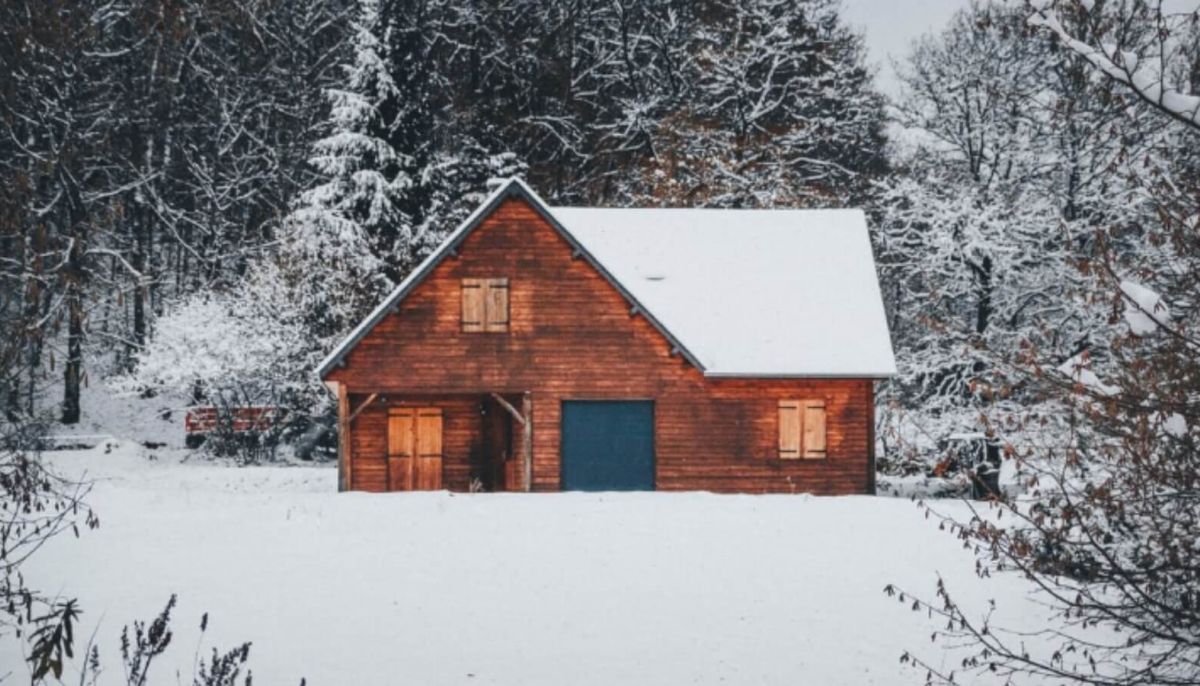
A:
[561,401,655,491]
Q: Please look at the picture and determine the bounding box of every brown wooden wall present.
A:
[328,197,876,494]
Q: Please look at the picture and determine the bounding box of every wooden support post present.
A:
[337,383,351,492]
[489,392,526,425]
[521,392,533,492]
[866,382,877,496]
[348,392,379,423]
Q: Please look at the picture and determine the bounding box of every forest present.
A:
[3,0,891,438]
[1,0,1199,683]
[1,0,1193,469]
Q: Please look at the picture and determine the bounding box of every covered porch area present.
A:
[331,386,532,493]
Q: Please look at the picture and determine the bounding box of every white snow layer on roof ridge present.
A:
[550,206,897,377]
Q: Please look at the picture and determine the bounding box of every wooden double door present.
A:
[387,407,443,490]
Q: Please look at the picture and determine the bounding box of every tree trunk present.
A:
[131,205,146,365]
[61,176,87,425]
[62,262,84,425]
[974,256,993,336]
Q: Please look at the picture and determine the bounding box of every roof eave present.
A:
[702,371,898,380]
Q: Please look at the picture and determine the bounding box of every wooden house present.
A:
[318,178,896,494]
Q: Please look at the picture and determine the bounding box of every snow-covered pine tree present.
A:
[272,0,400,344]
[379,0,526,252]
[125,0,523,422]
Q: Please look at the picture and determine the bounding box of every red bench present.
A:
[185,406,279,448]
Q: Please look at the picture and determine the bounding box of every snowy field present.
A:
[0,438,1049,686]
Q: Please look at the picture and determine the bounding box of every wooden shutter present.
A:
[802,401,827,459]
[463,278,508,332]
[461,279,484,332]
[415,408,443,489]
[388,408,415,490]
[484,278,509,332]
[778,400,801,459]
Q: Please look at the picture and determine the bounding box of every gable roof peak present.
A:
[316,177,704,378]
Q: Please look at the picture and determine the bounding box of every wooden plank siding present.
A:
[327,197,875,494]
[349,396,480,492]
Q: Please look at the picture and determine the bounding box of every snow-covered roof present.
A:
[553,207,896,377]
[317,178,896,379]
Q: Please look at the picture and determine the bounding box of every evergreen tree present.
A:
[291,0,406,286]
[380,0,523,264]
[224,0,398,405]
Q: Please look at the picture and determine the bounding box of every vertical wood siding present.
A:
[329,198,876,494]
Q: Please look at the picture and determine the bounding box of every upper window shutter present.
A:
[778,400,801,459]
[461,279,484,332]
[802,401,827,458]
[485,278,509,332]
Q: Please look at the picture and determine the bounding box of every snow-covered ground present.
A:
[1,439,1047,686]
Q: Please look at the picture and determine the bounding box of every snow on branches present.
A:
[1028,0,1200,130]
[887,3,1200,684]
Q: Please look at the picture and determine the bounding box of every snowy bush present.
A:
[128,294,301,399]
[119,288,309,462]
